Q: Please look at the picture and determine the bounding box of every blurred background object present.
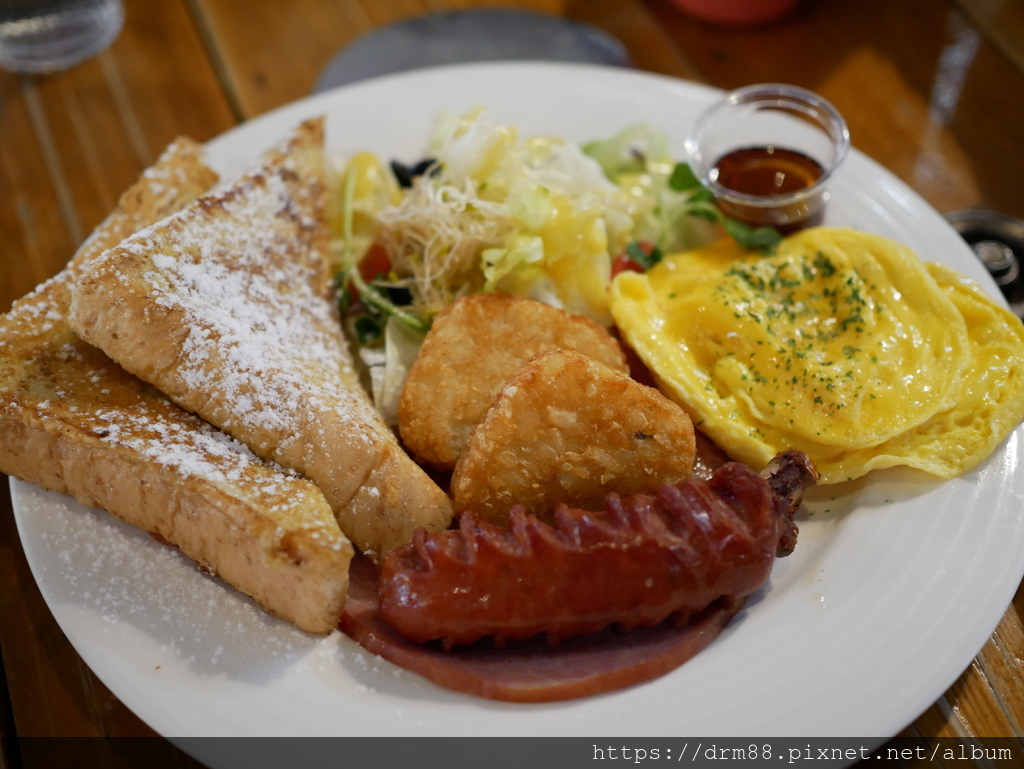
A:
[946,209,1024,317]
[315,8,629,91]
[0,0,123,73]
[667,0,800,26]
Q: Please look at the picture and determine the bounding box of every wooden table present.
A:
[2,0,1022,765]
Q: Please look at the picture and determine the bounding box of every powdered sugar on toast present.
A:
[88,126,384,457]
[2,135,352,633]
[70,118,454,561]
[131,170,374,442]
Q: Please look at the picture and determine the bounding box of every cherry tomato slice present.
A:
[611,252,644,277]
[348,243,392,303]
[611,241,660,277]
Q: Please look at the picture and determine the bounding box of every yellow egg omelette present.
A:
[610,227,1024,483]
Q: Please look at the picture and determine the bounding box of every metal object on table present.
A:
[945,209,1024,319]
[313,8,630,92]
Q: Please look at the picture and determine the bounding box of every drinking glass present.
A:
[0,0,124,73]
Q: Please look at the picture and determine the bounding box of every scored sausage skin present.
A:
[379,453,817,649]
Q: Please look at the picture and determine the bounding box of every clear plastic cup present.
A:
[0,0,124,73]
[686,83,849,233]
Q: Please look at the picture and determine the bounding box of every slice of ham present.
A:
[338,554,743,703]
[337,451,817,703]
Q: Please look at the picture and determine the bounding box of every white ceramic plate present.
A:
[10,63,1024,747]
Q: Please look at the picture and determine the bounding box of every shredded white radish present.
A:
[375,174,514,317]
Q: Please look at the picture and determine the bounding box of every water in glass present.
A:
[0,0,124,73]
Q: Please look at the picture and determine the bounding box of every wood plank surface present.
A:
[1,0,1022,762]
[642,0,1024,221]
[0,0,235,760]
[193,0,702,119]
[950,0,1024,75]
[0,0,235,314]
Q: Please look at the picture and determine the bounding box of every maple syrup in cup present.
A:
[686,83,849,234]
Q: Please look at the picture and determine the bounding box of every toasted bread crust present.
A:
[69,119,453,560]
[1,137,352,633]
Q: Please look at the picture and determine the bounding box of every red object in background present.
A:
[348,242,392,303]
[669,0,800,26]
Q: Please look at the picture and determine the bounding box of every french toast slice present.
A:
[69,118,454,561]
[0,136,352,634]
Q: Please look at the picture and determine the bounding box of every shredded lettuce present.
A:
[583,123,721,254]
[360,316,426,426]
[374,111,638,324]
[582,123,672,178]
[481,234,545,292]
[332,111,761,416]
[340,169,429,334]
